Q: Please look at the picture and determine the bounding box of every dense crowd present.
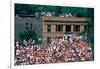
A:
[42,12,73,17]
[15,35,93,65]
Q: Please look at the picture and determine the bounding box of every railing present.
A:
[43,16,89,21]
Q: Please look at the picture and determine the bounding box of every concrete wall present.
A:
[15,16,43,41]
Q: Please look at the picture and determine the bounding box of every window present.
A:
[56,25,63,32]
[25,23,29,30]
[25,23,33,30]
[73,25,80,32]
[47,37,51,43]
[84,25,87,31]
[25,23,28,26]
[66,25,71,32]
[30,23,33,29]
[47,24,51,32]
[26,27,28,30]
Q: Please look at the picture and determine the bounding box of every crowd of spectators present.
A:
[16,12,76,18]
[42,12,74,17]
[15,35,93,65]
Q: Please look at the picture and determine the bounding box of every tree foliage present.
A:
[15,3,92,17]
[19,29,37,42]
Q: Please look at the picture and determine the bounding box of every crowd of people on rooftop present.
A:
[15,35,93,65]
[16,11,77,18]
[41,12,74,17]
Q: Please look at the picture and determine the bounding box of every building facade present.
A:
[15,15,89,44]
[15,15,42,41]
[43,16,89,43]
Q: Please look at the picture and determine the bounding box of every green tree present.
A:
[19,29,38,42]
[78,8,94,60]
[15,3,92,17]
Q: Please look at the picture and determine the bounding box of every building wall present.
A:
[43,16,88,43]
[15,16,43,41]
[15,16,89,44]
